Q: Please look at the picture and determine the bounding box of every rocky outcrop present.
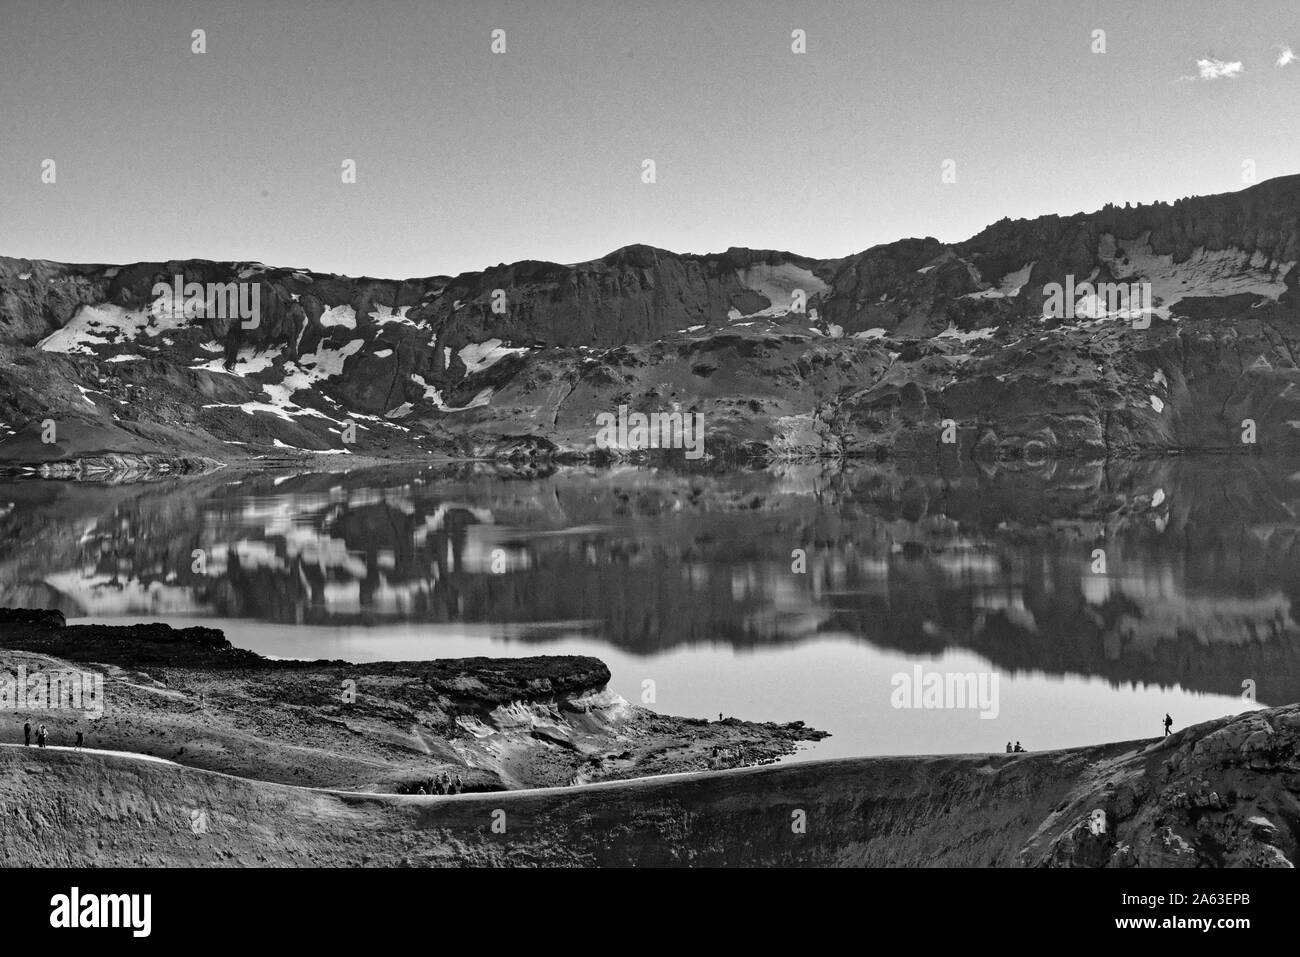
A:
[1023,706,1300,867]
[0,610,826,791]
[425,245,830,348]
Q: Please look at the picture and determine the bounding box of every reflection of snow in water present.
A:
[14,462,1300,753]
[43,571,209,616]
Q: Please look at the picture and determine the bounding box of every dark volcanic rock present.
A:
[0,608,610,696]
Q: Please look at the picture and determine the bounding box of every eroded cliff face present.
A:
[2,175,1299,465]
[822,173,1300,335]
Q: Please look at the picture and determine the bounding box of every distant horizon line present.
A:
[4,172,1293,283]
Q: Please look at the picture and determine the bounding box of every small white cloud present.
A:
[1194,57,1244,80]
[1276,44,1296,67]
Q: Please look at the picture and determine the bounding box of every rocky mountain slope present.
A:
[3,175,1300,467]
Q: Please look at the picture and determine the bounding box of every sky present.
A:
[2,0,1299,279]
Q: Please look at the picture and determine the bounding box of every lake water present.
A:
[1,456,1288,761]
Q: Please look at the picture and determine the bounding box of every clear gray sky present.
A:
[3,0,1298,278]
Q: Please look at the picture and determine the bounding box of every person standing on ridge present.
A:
[1164,713,1173,736]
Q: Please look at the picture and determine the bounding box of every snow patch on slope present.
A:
[732,263,830,320]
[204,339,364,422]
[459,339,529,375]
[936,325,995,343]
[191,347,282,376]
[319,305,357,329]
[1098,232,1294,316]
[370,305,415,326]
[409,373,494,412]
[38,297,191,355]
[962,261,1035,300]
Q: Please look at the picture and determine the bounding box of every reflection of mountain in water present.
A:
[2,458,1299,703]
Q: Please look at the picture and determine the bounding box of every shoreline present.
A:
[1,607,1296,867]
[0,444,1293,479]
[0,609,827,794]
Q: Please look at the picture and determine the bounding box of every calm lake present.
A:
[1,456,1288,761]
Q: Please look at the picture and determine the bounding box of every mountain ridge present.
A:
[12,172,1297,289]
[3,174,1300,467]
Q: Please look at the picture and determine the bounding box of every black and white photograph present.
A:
[0,0,1294,937]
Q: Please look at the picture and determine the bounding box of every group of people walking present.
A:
[415,772,464,795]
[22,721,84,749]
